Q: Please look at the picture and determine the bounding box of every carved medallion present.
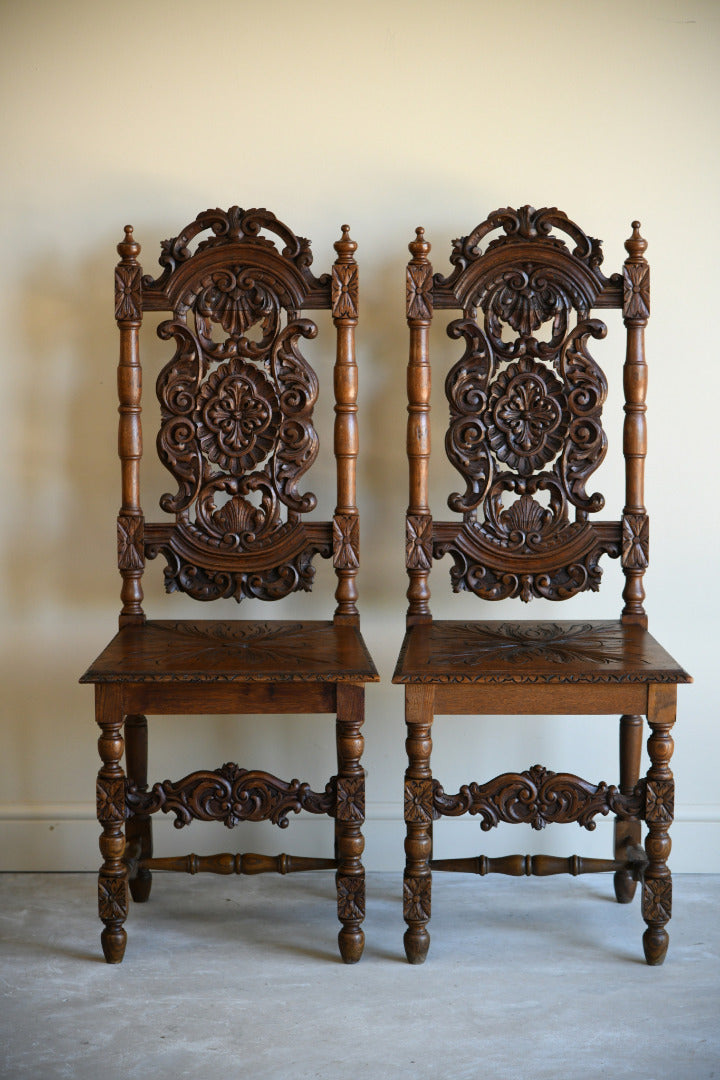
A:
[486,358,569,476]
[195,360,280,474]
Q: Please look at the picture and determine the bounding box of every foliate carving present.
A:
[645,780,674,824]
[195,361,280,473]
[337,875,365,920]
[406,263,433,320]
[403,875,431,922]
[335,777,365,822]
[115,264,142,321]
[434,206,619,602]
[642,877,672,923]
[333,514,359,569]
[406,515,433,570]
[332,263,359,319]
[404,779,434,824]
[430,622,629,667]
[97,777,127,824]
[98,876,128,922]
[432,765,644,831]
[622,513,649,569]
[623,262,650,320]
[126,764,335,829]
[117,515,144,571]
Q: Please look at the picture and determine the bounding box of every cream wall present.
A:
[1,0,718,872]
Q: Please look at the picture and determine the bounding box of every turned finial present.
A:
[625,220,648,261]
[409,226,431,262]
[334,224,357,261]
[117,225,140,262]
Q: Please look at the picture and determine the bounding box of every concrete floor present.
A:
[1,873,718,1080]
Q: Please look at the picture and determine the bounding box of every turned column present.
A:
[96,685,128,963]
[332,226,360,625]
[115,226,145,627]
[403,684,434,963]
[613,713,644,903]
[335,683,365,963]
[621,221,650,627]
[405,228,433,625]
[642,684,676,965]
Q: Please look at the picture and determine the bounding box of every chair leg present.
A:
[403,685,434,964]
[95,685,128,964]
[125,714,152,903]
[335,684,365,964]
[614,714,643,903]
[642,685,676,966]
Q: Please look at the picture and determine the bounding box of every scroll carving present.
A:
[432,766,644,831]
[333,514,359,569]
[117,515,144,571]
[622,513,649,569]
[406,515,433,570]
[434,206,622,601]
[126,764,335,829]
[144,209,332,602]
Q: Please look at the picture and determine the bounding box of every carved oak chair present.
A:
[81,207,378,964]
[394,206,691,965]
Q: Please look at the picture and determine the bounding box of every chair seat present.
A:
[393,620,691,685]
[81,620,379,684]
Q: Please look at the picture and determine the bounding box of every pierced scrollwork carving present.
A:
[126,764,335,830]
[117,515,144,571]
[622,513,649,569]
[435,207,617,601]
[431,765,644,831]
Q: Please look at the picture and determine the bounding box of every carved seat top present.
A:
[393,621,691,684]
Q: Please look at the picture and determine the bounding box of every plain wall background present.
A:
[1,0,718,872]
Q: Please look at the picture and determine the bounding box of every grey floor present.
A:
[1,873,718,1080]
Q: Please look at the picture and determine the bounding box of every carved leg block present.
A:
[404,686,434,964]
[642,686,676,966]
[614,714,643,904]
[335,685,365,963]
[96,685,129,964]
[125,714,152,903]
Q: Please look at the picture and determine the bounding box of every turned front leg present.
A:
[95,685,128,963]
[642,685,676,965]
[335,684,365,963]
[614,714,643,903]
[403,685,434,964]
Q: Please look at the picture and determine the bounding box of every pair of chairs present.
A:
[81,204,690,967]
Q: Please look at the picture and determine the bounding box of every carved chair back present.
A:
[404,206,650,625]
[114,208,360,628]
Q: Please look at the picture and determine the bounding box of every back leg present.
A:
[614,714,643,903]
[125,714,152,903]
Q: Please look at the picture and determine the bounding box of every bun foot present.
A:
[101,926,127,964]
[404,926,430,964]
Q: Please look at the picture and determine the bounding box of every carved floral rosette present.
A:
[144,209,333,601]
[435,206,622,601]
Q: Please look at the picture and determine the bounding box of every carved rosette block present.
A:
[406,262,433,320]
[333,514,359,570]
[337,874,365,921]
[335,776,365,822]
[645,779,674,825]
[622,513,649,569]
[404,778,434,824]
[406,515,433,571]
[96,776,127,825]
[403,873,431,924]
[98,875,128,924]
[117,515,144,571]
[332,262,359,320]
[623,261,650,320]
[642,877,672,924]
[114,262,142,322]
